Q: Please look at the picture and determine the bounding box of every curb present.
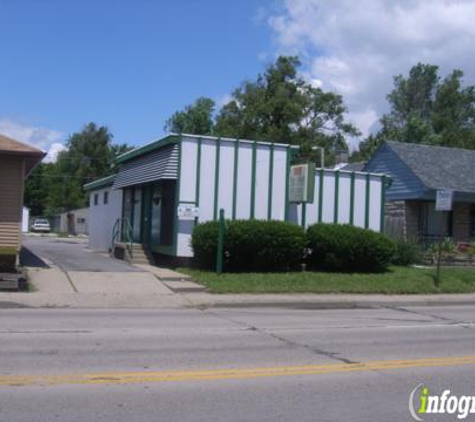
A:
[186,299,475,310]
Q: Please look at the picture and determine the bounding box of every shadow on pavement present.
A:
[20,247,50,269]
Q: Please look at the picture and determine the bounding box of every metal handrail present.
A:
[111,217,134,261]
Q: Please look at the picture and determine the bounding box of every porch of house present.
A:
[385,200,475,245]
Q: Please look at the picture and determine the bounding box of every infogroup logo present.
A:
[409,384,475,420]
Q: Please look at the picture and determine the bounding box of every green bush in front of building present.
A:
[191,220,305,272]
[0,247,17,273]
[306,223,396,273]
[391,239,421,266]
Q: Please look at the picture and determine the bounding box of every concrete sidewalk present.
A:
[0,265,187,309]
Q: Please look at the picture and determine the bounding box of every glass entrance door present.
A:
[150,184,162,247]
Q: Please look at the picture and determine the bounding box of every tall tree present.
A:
[214,56,359,161]
[164,56,359,164]
[39,123,130,215]
[164,97,215,135]
[379,63,475,147]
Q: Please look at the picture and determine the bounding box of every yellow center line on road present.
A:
[2,355,475,387]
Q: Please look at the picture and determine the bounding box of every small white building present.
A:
[84,175,123,251]
[21,207,30,233]
[85,134,388,260]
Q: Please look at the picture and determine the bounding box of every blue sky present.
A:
[1,0,474,159]
[0,0,275,154]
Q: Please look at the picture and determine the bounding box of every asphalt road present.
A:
[22,236,141,272]
[1,305,475,421]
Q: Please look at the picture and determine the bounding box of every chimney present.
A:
[334,150,349,168]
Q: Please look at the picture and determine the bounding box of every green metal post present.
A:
[216,208,225,274]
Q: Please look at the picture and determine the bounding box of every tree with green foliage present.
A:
[165,56,359,164]
[380,63,475,147]
[164,97,215,135]
[24,123,131,216]
[351,63,475,162]
[215,56,359,161]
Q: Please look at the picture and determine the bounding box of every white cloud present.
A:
[268,0,475,145]
[0,118,65,162]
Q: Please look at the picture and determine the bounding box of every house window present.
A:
[104,191,109,205]
[420,202,452,240]
[77,217,86,224]
[470,205,475,239]
[94,194,99,206]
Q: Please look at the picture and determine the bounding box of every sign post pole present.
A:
[435,190,453,287]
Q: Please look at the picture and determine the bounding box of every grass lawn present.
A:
[178,266,475,294]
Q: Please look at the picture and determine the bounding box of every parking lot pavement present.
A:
[22,236,143,272]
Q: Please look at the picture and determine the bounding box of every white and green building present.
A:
[85,133,388,261]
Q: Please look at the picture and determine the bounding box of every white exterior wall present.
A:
[177,136,291,257]
[293,170,385,231]
[88,186,123,252]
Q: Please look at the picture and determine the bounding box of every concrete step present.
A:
[161,279,206,293]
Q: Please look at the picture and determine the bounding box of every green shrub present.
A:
[191,221,220,270]
[191,220,305,272]
[392,239,420,266]
[306,223,396,273]
[0,247,17,273]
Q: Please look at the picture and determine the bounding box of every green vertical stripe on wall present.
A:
[232,140,239,220]
[213,138,221,221]
[333,171,340,223]
[284,146,291,221]
[318,168,324,223]
[365,173,371,229]
[267,144,274,220]
[301,204,307,228]
[250,141,257,219]
[380,175,386,232]
[195,137,202,207]
[349,172,355,225]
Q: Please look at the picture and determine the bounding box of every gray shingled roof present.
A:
[387,141,475,193]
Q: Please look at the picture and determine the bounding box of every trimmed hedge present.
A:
[306,223,396,272]
[192,220,305,272]
[0,247,17,273]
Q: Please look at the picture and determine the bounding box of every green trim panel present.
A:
[333,170,340,223]
[284,147,291,221]
[349,172,355,225]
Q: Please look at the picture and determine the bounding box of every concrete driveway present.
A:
[22,236,141,272]
[17,236,179,307]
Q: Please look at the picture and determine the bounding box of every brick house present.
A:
[364,141,475,244]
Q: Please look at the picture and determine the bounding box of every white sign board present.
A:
[177,205,199,220]
[436,190,453,211]
[289,163,315,203]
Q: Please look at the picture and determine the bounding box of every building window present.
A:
[77,217,86,224]
[104,191,109,205]
[470,205,475,239]
[94,194,98,206]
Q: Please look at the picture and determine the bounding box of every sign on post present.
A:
[435,190,453,211]
[177,205,200,220]
[289,163,315,203]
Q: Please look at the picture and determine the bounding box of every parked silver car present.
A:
[30,218,51,233]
